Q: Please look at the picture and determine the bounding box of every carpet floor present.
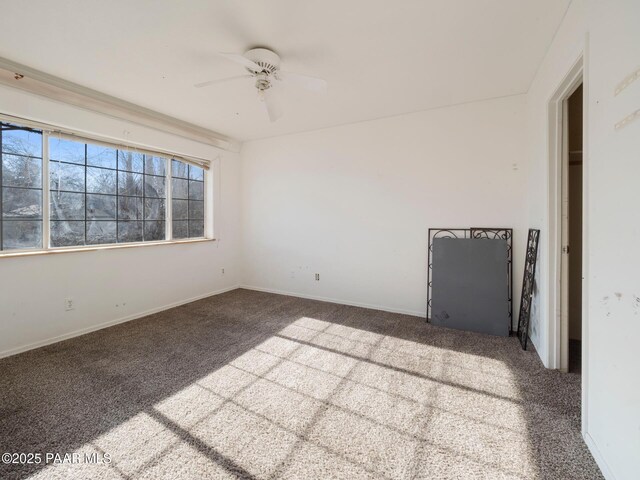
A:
[0,289,602,479]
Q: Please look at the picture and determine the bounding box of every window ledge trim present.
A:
[0,238,215,259]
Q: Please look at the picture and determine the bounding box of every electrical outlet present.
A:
[315,273,320,281]
[65,298,74,311]
[221,268,225,275]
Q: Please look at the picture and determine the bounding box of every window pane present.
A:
[172,220,188,239]
[144,198,165,220]
[144,175,165,198]
[87,221,116,245]
[49,138,84,164]
[172,199,188,220]
[87,167,116,194]
[50,161,85,192]
[144,220,165,241]
[87,194,116,220]
[118,196,143,220]
[118,221,143,243]
[171,159,188,179]
[50,191,84,220]
[2,220,41,250]
[171,178,188,199]
[118,171,143,196]
[188,180,204,200]
[3,187,42,218]
[145,156,166,176]
[189,220,204,238]
[2,154,42,188]
[2,127,42,158]
[118,151,144,173]
[1,123,43,252]
[189,165,204,181]
[86,144,117,168]
[189,200,204,220]
[50,220,84,247]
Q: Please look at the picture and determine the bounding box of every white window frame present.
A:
[0,113,213,257]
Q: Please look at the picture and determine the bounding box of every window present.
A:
[0,122,43,251]
[0,117,209,254]
[49,138,167,246]
[171,159,205,239]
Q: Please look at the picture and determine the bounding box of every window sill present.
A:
[0,238,216,259]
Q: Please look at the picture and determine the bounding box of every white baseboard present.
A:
[0,285,241,360]
[240,285,425,318]
[583,431,616,480]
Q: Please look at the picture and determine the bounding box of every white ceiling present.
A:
[0,0,569,142]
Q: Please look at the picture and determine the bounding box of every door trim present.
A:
[547,53,590,437]
[547,57,583,373]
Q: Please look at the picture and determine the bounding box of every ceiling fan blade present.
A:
[218,52,262,72]
[194,74,252,88]
[262,87,284,122]
[278,71,327,92]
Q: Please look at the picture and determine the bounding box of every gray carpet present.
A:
[0,289,602,479]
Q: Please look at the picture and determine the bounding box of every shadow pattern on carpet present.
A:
[0,289,603,479]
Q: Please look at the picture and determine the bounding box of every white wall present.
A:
[584,1,640,478]
[240,95,527,319]
[0,85,242,357]
[526,1,640,478]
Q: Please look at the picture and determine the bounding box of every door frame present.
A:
[547,56,584,375]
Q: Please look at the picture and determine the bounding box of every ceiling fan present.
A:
[195,48,327,122]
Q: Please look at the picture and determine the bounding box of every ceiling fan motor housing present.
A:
[245,48,281,75]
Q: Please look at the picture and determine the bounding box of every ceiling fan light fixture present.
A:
[255,72,271,92]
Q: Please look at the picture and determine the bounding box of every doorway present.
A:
[547,57,584,375]
[547,57,586,428]
[566,84,583,374]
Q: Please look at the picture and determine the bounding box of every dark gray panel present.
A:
[431,238,509,336]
